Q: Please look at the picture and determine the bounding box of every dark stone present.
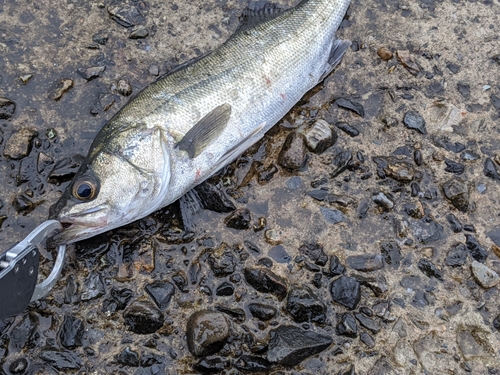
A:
[403,202,424,219]
[0,97,16,119]
[446,214,463,233]
[323,255,346,277]
[267,325,333,366]
[298,243,328,266]
[129,25,149,39]
[186,310,229,357]
[145,281,175,310]
[107,3,145,27]
[380,241,401,269]
[446,62,460,74]
[434,138,466,153]
[193,357,225,374]
[463,224,475,232]
[268,246,291,263]
[59,315,84,349]
[484,158,500,181]
[493,315,500,332]
[303,261,320,272]
[418,259,443,280]
[81,273,105,301]
[336,313,357,338]
[461,150,480,161]
[444,159,465,174]
[257,257,274,268]
[335,98,365,117]
[47,154,85,183]
[40,349,82,370]
[77,66,105,81]
[8,357,29,374]
[320,207,346,224]
[207,245,237,276]
[457,83,470,100]
[224,208,251,230]
[107,288,133,311]
[234,355,273,372]
[330,276,361,310]
[300,119,337,153]
[12,194,36,214]
[465,235,488,263]
[346,254,384,272]
[487,226,500,247]
[335,122,360,137]
[172,271,188,292]
[248,303,277,321]
[403,111,427,134]
[193,181,236,213]
[117,346,140,367]
[354,313,381,334]
[359,332,375,348]
[445,243,467,267]
[123,300,164,334]
[278,132,307,170]
[356,275,389,297]
[286,286,326,324]
[216,281,234,296]
[244,267,288,299]
[215,305,246,322]
[413,218,444,244]
[331,150,352,178]
[492,94,500,110]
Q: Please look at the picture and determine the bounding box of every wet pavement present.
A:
[1,0,500,374]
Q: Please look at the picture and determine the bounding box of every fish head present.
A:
[50,125,171,244]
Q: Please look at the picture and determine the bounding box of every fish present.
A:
[49,0,352,244]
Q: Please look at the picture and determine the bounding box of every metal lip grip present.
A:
[0,220,66,319]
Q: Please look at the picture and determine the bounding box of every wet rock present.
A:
[117,346,140,367]
[123,300,164,334]
[320,207,346,224]
[59,315,84,349]
[346,254,384,272]
[40,349,82,371]
[114,79,133,96]
[278,132,307,170]
[267,325,333,366]
[9,313,38,351]
[396,50,420,76]
[207,244,237,276]
[37,152,54,173]
[215,281,234,296]
[445,243,467,267]
[286,286,326,324]
[17,157,36,185]
[418,259,443,280]
[331,150,352,178]
[81,273,105,301]
[403,111,427,134]
[471,261,499,288]
[243,267,288,299]
[129,25,149,39]
[444,159,465,174]
[145,281,175,310]
[248,303,277,321]
[484,158,500,181]
[298,243,327,266]
[299,119,337,153]
[193,357,225,374]
[224,208,251,230]
[330,276,361,310]
[0,97,16,119]
[98,93,115,111]
[234,355,272,372]
[377,47,393,60]
[372,192,394,211]
[336,313,357,337]
[172,271,188,292]
[215,305,245,322]
[446,214,462,232]
[107,287,134,311]
[334,98,364,117]
[194,181,236,213]
[107,3,144,27]
[3,128,38,160]
[186,310,229,357]
[335,121,360,137]
[323,255,346,277]
[465,235,487,263]
[47,154,84,183]
[442,179,469,212]
[354,313,381,334]
[78,66,105,81]
[8,357,29,374]
[50,79,74,101]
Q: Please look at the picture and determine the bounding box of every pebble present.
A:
[354,313,381,334]
[359,332,376,348]
[58,315,84,349]
[0,97,16,119]
[377,47,393,60]
[234,355,272,372]
[331,150,352,178]
[346,254,384,272]
[299,119,337,153]
[403,111,427,134]
[129,25,149,39]
[117,347,140,367]
[379,241,401,269]
[471,261,499,288]
[442,179,469,212]
[372,192,394,211]
[266,325,333,366]
[278,132,307,170]
[50,79,74,101]
[114,79,133,96]
[215,305,245,322]
[123,300,164,334]
[78,66,105,81]
[446,214,463,232]
[330,276,361,310]
[335,122,360,137]
[322,255,346,277]
[186,310,229,357]
[207,244,236,276]
[224,208,251,230]
[248,303,277,321]
[396,50,420,76]
[445,243,467,267]
[444,159,465,174]
[298,243,328,266]
[403,202,424,219]
[487,226,500,247]
[47,154,84,183]
[320,206,346,224]
[243,267,288,299]
[484,158,500,181]
[215,281,234,296]
[457,83,470,100]
[3,128,38,160]
[465,235,487,263]
[8,358,29,374]
[81,273,105,301]
[102,287,133,312]
[145,281,175,310]
[107,4,144,27]
[92,35,108,45]
[373,156,415,182]
[40,350,82,371]
[334,98,365,117]
[286,286,326,324]
[336,313,357,337]
[417,259,443,280]
[193,357,225,373]
[194,181,236,213]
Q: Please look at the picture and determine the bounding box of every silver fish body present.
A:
[51,0,351,243]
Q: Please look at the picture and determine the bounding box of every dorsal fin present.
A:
[236,1,287,33]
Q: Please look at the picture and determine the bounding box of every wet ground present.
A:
[1,0,500,374]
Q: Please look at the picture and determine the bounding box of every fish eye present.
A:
[72,178,98,201]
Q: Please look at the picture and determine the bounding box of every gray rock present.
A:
[3,128,38,160]
[299,119,337,153]
[129,25,149,39]
[186,310,229,357]
[285,286,326,324]
[123,300,164,335]
[115,79,133,96]
[0,97,16,119]
[58,315,84,349]
[442,179,469,212]
[346,254,384,272]
[50,79,73,101]
[40,349,82,371]
[248,303,277,321]
[243,267,288,299]
[320,206,345,224]
[330,276,361,310]
[403,110,427,134]
[372,192,394,211]
[471,261,499,288]
[278,132,307,170]
[145,281,175,310]
[81,273,105,301]
[78,66,105,81]
[149,65,159,76]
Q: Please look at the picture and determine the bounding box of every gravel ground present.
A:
[1,0,500,374]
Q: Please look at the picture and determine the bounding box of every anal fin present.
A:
[319,38,351,82]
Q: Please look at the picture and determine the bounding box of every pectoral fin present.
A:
[176,103,232,158]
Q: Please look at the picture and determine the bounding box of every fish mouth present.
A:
[52,206,109,245]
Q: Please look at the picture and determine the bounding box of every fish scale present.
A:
[51,0,351,244]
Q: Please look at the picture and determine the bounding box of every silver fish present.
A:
[50,0,352,244]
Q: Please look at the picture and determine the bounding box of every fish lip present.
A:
[54,205,109,244]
